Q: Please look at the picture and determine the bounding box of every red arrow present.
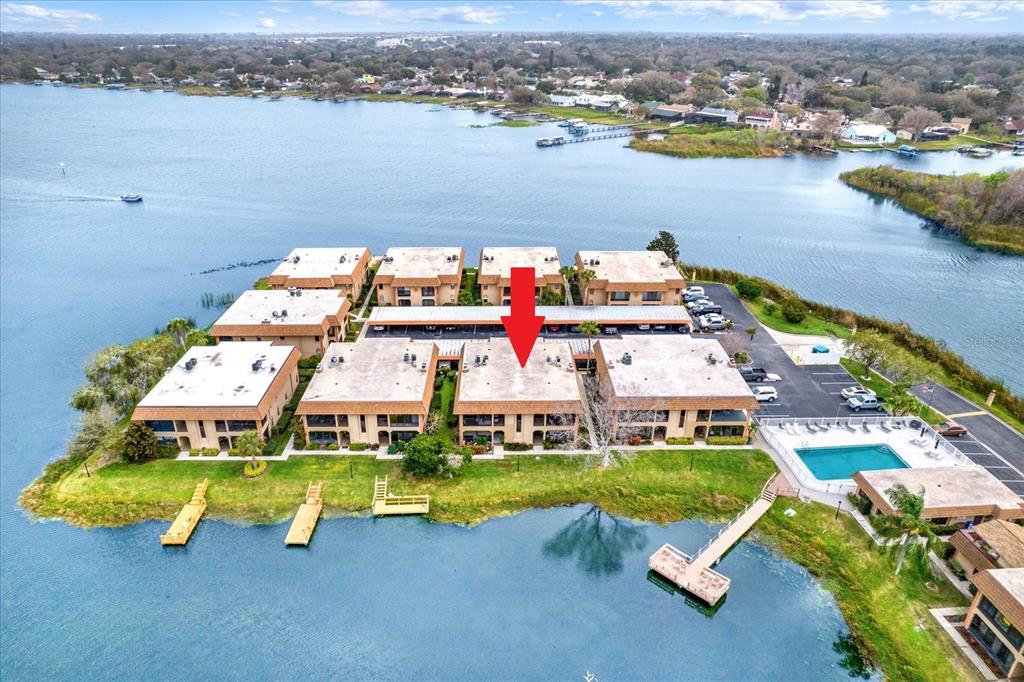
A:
[501,267,545,368]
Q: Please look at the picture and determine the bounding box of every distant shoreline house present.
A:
[743,111,781,131]
[839,122,896,145]
[687,107,739,126]
[648,103,694,122]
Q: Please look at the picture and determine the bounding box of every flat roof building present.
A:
[131,342,300,451]
[210,289,350,358]
[951,519,1024,578]
[454,340,584,447]
[375,247,464,307]
[575,250,685,306]
[964,568,1024,678]
[296,339,438,447]
[477,246,565,305]
[266,248,372,296]
[595,336,757,443]
[853,466,1024,526]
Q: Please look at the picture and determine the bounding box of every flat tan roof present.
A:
[596,336,755,400]
[976,520,1024,567]
[854,466,1023,516]
[136,342,294,408]
[270,248,368,279]
[299,339,436,406]
[212,290,347,328]
[985,568,1024,604]
[479,247,562,279]
[576,250,684,285]
[377,247,463,279]
[456,340,583,406]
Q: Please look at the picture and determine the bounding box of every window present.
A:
[389,415,419,427]
[422,299,435,307]
[377,415,389,427]
[503,287,511,296]
[516,415,522,431]
[493,415,505,426]
[534,414,545,426]
[227,420,257,431]
[397,287,411,297]
[421,287,435,297]
[398,299,411,307]
[146,420,174,432]
[337,415,349,427]
[610,291,630,301]
[678,411,687,427]
[198,422,206,438]
[980,597,1024,649]
[215,420,227,433]
[308,431,337,445]
[642,291,662,302]
[307,414,336,427]
[359,415,366,431]
[697,410,711,422]
[546,414,575,426]
[463,415,492,427]
[175,421,187,432]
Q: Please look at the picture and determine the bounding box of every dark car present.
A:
[739,366,768,382]
[935,421,968,437]
[677,324,691,334]
[690,303,723,317]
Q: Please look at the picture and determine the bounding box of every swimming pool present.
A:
[794,443,909,481]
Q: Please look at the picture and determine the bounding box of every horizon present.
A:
[2,1,1023,35]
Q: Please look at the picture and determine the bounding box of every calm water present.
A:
[0,83,1019,678]
[795,444,908,480]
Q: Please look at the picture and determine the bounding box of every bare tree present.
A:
[898,107,942,141]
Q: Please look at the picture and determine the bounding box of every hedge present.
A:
[666,436,695,445]
[706,436,749,446]
[681,261,1023,424]
[503,442,533,451]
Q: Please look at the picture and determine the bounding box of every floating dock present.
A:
[649,475,780,605]
[160,479,208,546]
[372,475,429,516]
[285,481,324,546]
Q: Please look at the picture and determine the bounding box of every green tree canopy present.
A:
[646,230,679,262]
[122,421,158,463]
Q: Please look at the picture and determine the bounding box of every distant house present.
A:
[743,111,781,131]
[648,103,694,122]
[1003,119,1024,136]
[951,117,972,134]
[839,123,896,145]
[688,107,739,125]
[548,94,575,107]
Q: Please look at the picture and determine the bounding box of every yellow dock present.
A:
[285,481,324,546]
[160,479,209,546]
[372,475,429,516]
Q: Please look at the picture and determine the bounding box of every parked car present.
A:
[684,286,705,297]
[677,324,691,334]
[840,386,876,400]
[653,324,667,332]
[602,326,619,335]
[935,421,969,437]
[739,366,768,382]
[686,298,713,310]
[637,324,651,331]
[684,292,709,303]
[371,325,386,333]
[753,386,778,403]
[697,314,727,331]
[847,395,884,412]
[690,303,723,317]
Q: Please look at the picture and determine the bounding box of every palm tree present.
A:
[577,268,596,304]
[874,483,935,575]
[559,265,577,304]
[578,320,600,354]
[165,318,192,349]
[745,326,757,341]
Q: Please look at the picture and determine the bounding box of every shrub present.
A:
[201,447,219,456]
[706,436,749,445]
[542,438,556,450]
[628,435,642,446]
[189,448,200,455]
[122,422,159,463]
[736,279,762,300]
[470,443,488,455]
[298,354,323,370]
[764,301,778,316]
[733,351,750,364]
[503,442,532,451]
[325,443,339,451]
[292,440,305,451]
[782,300,808,323]
[666,437,695,445]
[349,443,368,451]
[402,434,450,476]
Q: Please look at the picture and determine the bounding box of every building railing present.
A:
[756,416,969,495]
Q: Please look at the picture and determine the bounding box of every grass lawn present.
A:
[22,448,970,680]
[433,375,456,445]
[840,358,945,424]
[498,119,538,127]
[459,267,481,305]
[740,293,853,339]
[631,127,787,159]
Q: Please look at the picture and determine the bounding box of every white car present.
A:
[840,386,876,400]
[753,386,778,403]
[684,286,705,296]
[697,313,727,330]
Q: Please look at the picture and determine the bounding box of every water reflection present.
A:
[542,505,647,575]
[833,632,875,679]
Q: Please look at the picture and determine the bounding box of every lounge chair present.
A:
[845,420,856,432]
[879,421,891,433]
[862,422,871,433]
[818,420,830,431]
[806,422,818,434]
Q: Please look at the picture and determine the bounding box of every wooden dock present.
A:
[372,475,429,516]
[649,475,779,605]
[160,479,208,546]
[285,481,324,546]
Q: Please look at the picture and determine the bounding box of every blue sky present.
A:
[2,1,1023,33]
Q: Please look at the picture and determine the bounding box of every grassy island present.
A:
[21,448,970,681]
[630,127,787,159]
[840,166,1024,256]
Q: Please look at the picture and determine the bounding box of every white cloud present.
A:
[907,1,1024,21]
[0,2,101,29]
[568,1,893,22]
[590,9,604,16]
[313,1,505,24]
[259,17,277,28]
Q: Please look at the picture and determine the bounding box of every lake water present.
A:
[0,83,1018,678]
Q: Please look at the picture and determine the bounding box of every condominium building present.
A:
[374,247,464,306]
[266,248,372,297]
[575,250,685,305]
[131,342,300,451]
[210,289,350,358]
[594,336,757,442]
[852,466,1024,526]
[453,340,584,446]
[477,246,565,305]
[950,519,1024,578]
[296,339,438,447]
[963,568,1024,678]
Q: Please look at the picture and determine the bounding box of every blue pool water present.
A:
[794,444,909,480]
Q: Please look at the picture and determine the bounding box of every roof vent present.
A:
[622,352,632,365]
[272,311,280,318]
[292,255,300,263]
[474,355,482,365]
[339,255,347,263]
[252,359,263,372]
[706,353,718,366]
[184,358,197,371]
[661,260,672,267]
[410,353,417,363]
[281,309,287,317]
[403,352,410,362]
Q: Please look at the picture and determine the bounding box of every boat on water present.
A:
[536,136,566,148]
[896,144,918,157]
[120,193,143,203]
[968,147,994,158]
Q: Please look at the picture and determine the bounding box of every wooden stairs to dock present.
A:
[372,475,429,516]
[285,481,324,546]
[649,474,780,605]
[160,479,209,546]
